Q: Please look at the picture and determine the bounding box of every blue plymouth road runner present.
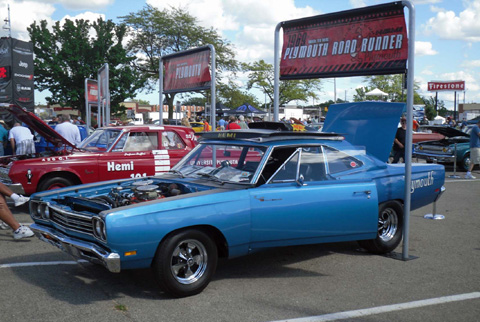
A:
[28,103,445,297]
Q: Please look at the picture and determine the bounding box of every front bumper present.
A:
[30,223,121,273]
[413,151,455,163]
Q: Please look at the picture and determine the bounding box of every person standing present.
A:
[465,119,480,179]
[392,117,407,163]
[0,121,8,156]
[238,115,249,129]
[55,114,81,146]
[226,116,241,130]
[218,117,226,130]
[0,182,33,239]
[203,118,211,132]
[9,122,35,155]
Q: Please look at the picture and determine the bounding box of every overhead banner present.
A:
[0,39,12,105]
[163,48,211,93]
[427,80,465,92]
[280,2,408,80]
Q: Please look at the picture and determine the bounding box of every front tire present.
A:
[37,176,75,191]
[358,201,403,254]
[152,229,218,297]
[460,153,470,172]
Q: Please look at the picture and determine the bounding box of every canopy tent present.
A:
[197,102,231,116]
[224,104,266,115]
[365,88,389,97]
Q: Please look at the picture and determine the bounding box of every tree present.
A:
[243,60,322,107]
[422,96,446,120]
[353,74,423,104]
[217,81,260,110]
[28,18,147,118]
[121,5,238,118]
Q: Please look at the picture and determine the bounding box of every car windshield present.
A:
[171,143,267,184]
[78,129,122,152]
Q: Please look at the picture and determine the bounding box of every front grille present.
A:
[50,206,93,235]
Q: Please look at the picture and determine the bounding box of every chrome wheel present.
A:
[170,239,208,285]
[378,207,398,242]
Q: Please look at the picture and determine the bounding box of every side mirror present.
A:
[296,174,305,186]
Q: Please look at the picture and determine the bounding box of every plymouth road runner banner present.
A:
[163,49,211,93]
[280,2,408,80]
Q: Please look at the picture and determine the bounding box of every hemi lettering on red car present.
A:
[108,161,134,172]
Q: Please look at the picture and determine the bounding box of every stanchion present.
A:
[424,186,446,220]
[449,143,461,179]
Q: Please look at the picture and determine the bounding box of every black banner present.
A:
[0,38,34,114]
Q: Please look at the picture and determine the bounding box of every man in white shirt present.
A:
[55,114,81,146]
[9,123,35,155]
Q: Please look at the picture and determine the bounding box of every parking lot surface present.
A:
[1,167,479,322]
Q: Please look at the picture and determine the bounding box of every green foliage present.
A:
[422,96,446,120]
[217,81,260,110]
[242,60,322,106]
[353,74,423,104]
[28,18,147,117]
[120,5,238,118]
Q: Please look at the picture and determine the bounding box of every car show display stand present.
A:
[448,143,461,179]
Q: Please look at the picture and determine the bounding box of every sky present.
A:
[1,0,479,110]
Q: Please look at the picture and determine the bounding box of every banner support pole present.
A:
[273,23,282,122]
[401,0,415,261]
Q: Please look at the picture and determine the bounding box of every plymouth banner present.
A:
[280,2,408,80]
[427,81,465,91]
[163,49,211,93]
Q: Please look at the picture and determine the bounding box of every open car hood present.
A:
[322,102,405,163]
[419,125,470,138]
[1,104,76,150]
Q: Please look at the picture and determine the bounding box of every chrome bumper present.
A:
[413,151,455,163]
[30,223,121,273]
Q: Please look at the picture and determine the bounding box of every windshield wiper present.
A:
[169,169,184,178]
[199,172,225,184]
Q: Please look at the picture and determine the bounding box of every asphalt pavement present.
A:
[0,166,479,322]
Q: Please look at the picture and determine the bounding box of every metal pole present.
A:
[159,57,164,125]
[402,0,415,261]
[209,44,216,132]
[454,91,457,122]
[273,22,282,122]
[85,79,90,130]
[448,143,460,178]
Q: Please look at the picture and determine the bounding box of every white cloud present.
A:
[423,1,480,42]
[415,41,438,56]
[412,0,442,4]
[349,0,366,8]
[461,59,480,68]
[147,0,319,62]
[57,0,114,10]
[60,11,105,24]
[0,0,56,40]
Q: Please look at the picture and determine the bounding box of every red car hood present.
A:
[1,104,76,150]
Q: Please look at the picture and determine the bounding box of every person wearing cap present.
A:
[238,115,249,129]
[392,116,407,163]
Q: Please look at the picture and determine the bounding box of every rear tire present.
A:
[358,201,403,254]
[152,229,218,297]
[37,176,75,191]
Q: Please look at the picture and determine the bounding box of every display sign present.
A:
[280,2,408,80]
[86,79,98,104]
[11,39,34,109]
[427,81,465,91]
[163,49,211,93]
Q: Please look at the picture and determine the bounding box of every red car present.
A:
[0,105,197,195]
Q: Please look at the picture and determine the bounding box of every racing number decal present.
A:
[153,150,171,175]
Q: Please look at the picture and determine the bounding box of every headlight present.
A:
[443,147,453,154]
[92,217,107,241]
[31,202,50,220]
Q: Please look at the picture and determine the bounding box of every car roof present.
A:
[199,129,343,142]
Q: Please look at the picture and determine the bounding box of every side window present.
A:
[123,132,158,152]
[300,147,326,181]
[324,146,363,175]
[270,152,299,183]
[162,131,186,150]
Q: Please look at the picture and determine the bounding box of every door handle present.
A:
[354,190,371,199]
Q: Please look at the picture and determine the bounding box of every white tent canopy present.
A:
[365,88,389,97]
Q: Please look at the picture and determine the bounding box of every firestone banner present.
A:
[428,81,465,92]
[163,49,211,93]
[280,2,408,80]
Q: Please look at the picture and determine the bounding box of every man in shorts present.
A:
[465,119,480,179]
